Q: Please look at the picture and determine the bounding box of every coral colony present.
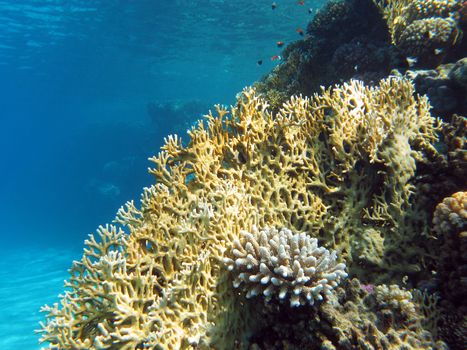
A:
[39,0,466,349]
[224,227,348,307]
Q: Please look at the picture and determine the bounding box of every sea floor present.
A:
[0,246,78,349]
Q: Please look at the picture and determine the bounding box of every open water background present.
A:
[0,0,321,348]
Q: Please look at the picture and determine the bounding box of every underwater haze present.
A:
[0,0,316,348]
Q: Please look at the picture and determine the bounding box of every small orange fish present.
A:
[271,55,281,61]
[276,41,284,48]
[297,1,305,5]
[296,28,304,36]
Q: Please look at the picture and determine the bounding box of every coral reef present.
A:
[441,113,467,177]
[396,113,466,303]
[433,191,467,236]
[433,191,466,308]
[374,0,464,67]
[36,0,467,346]
[403,113,466,236]
[39,77,441,349]
[248,279,447,349]
[432,191,467,350]
[449,56,467,89]
[224,227,347,307]
[404,57,467,117]
[255,0,406,110]
[256,0,465,117]
[412,289,442,339]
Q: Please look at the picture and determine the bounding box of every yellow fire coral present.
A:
[39,77,439,349]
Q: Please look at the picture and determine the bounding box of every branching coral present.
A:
[224,226,347,307]
[38,225,168,349]
[39,77,439,349]
[412,289,442,339]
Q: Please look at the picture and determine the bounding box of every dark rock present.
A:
[405,58,467,118]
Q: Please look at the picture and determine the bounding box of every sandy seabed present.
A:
[0,246,78,349]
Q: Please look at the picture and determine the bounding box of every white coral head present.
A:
[224,227,348,307]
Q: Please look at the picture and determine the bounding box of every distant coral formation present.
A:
[374,0,463,66]
[39,77,442,349]
[255,0,407,110]
[256,0,466,112]
[224,227,347,307]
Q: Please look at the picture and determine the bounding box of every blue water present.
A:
[0,0,319,348]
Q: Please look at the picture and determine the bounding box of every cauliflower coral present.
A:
[224,226,348,307]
